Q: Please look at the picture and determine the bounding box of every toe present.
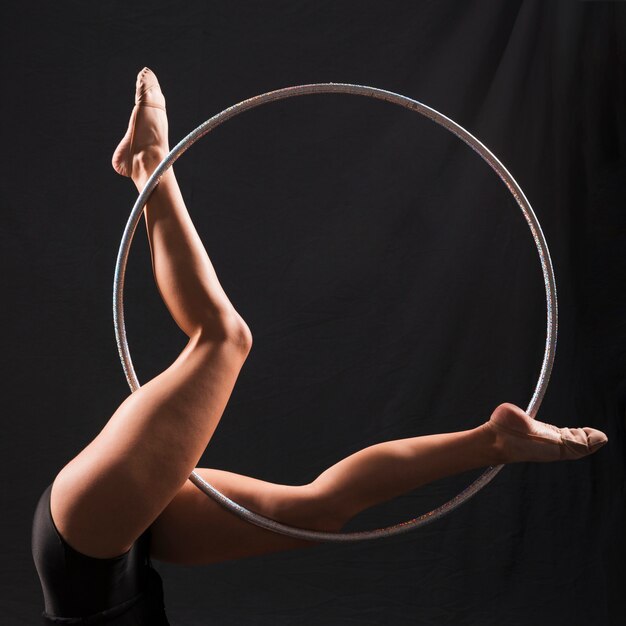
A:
[583,427,608,448]
[135,67,166,108]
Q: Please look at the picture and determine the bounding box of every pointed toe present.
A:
[112,67,168,178]
[487,404,608,463]
[585,428,608,449]
[134,67,166,110]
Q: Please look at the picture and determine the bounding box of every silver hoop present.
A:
[114,83,557,542]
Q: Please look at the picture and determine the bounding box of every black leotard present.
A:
[31,483,170,625]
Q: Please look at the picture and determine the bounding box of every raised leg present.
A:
[50,69,252,558]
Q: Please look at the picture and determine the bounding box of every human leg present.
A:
[149,422,498,565]
[50,69,251,559]
[112,66,246,336]
[149,403,607,564]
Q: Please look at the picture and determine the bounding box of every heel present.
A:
[111,107,139,177]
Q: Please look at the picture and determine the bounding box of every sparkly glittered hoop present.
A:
[114,83,557,542]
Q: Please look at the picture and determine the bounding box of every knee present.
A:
[224,312,253,353]
[198,309,253,354]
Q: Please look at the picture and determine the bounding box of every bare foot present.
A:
[484,403,608,464]
[111,67,169,186]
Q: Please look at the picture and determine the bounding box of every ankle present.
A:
[131,148,168,189]
[474,422,506,466]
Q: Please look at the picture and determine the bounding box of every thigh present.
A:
[51,335,248,559]
[149,468,344,565]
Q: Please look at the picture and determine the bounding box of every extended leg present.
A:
[51,69,251,558]
[150,403,606,565]
[150,423,499,564]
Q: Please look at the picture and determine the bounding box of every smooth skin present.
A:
[50,69,606,565]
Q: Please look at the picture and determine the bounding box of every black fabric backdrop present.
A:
[1,1,624,624]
